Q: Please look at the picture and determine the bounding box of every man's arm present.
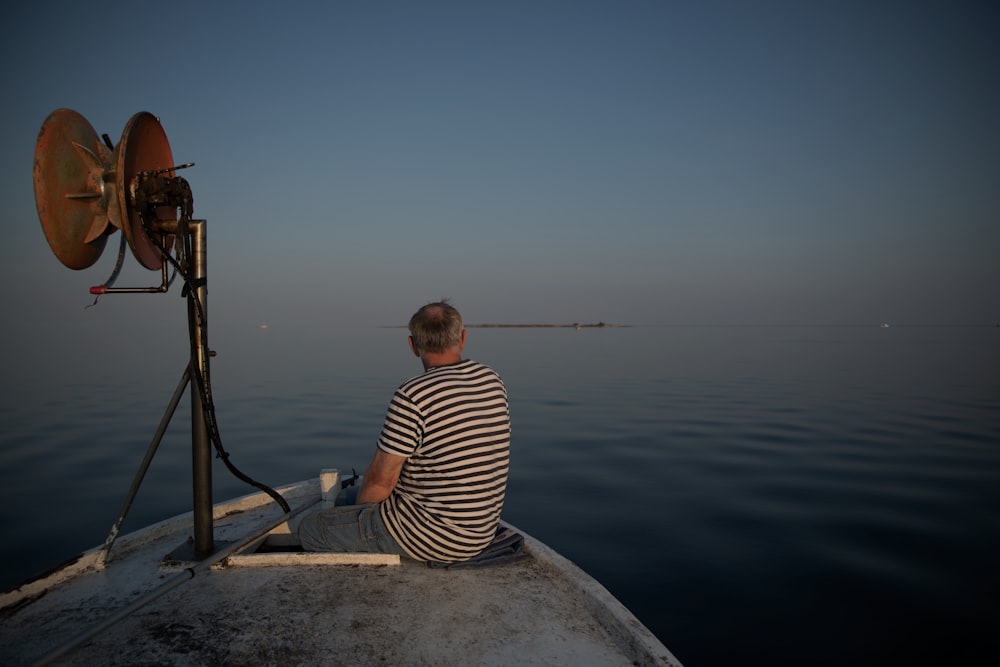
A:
[357,448,406,504]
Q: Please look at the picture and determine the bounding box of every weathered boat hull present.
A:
[0,477,682,666]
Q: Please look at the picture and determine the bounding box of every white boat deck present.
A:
[0,478,682,666]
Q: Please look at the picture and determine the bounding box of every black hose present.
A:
[145,214,291,514]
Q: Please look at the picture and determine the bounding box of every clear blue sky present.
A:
[2,0,997,327]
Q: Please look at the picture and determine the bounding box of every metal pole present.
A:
[100,366,192,564]
[188,220,213,558]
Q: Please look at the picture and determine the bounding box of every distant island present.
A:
[382,322,629,329]
[467,322,629,329]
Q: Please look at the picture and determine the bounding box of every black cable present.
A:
[142,205,291,514]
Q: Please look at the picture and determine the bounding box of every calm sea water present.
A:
[2,323,998,666]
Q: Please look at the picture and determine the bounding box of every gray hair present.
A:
[408,300,464,353]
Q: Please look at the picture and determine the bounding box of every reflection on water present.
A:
[2,324,998,666]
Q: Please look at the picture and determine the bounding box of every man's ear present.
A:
[408,336,420,357]
[459,329,467,350]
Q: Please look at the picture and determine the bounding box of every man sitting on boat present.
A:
[299,300,512,563]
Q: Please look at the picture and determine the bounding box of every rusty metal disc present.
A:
[115,112,176,271]
[33,109,115,270]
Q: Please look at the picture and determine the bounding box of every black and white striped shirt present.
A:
[377,359,511,562]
